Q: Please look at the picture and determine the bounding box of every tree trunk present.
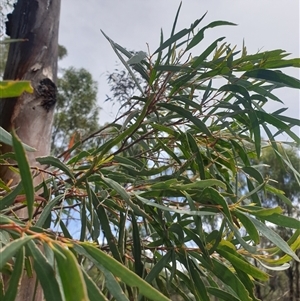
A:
[295,250,300,301]
[286,267,294,301]
[254,259,263,300]
[0,0,60,300]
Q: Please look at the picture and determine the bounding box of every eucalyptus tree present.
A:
[254,146,300,301]
[51,67,100,155]
[1,3,300,301]
[0,0,60,300]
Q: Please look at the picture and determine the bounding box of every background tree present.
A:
[254,146,300,301]
[1,5,300,301]
[0,42,9,79]
[51,67,100,155]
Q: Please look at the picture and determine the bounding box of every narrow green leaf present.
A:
[265,184,293,207]
[191,37,225,68]
[154,29,188,54]
[35,194,64,227]
[217,247,268,281]
[183,227,209,257]
[0,235,34,270]
[98,99,151,157]
[132,215,143,277]
[169,276,193,301]
[101,175,153,220]
[244,69,300,89]
[101,30,145,95]
[202,187,232,223]
[0,182,23,210]
[135,193,216,217]
[248,112,261,157]
[264,58,300,68]
[234,210,260,244]
[247,215,300,262]
[27,241,63,301]
[242,167,264,184]
[54,244,88,301]
[145,251,172,283]
[36,156,75,180]
[186,257,210,301]
[256,111,300,143]
[186,132,205,179]
[158,103,212,136]
[168,179,226,190]
[0,80,33,98]
[226,217,257,253]
[3,247,24,301]
[75,245,130,301]
[81,243,171,301]
[245,178,262,206]
[256,259,290,271]
[207,287,241,301]
[157,138,182,165]
[201,79,213,104]
[219,84,251,102]
[127,51,147,65]
[239,205,281,216]
[59,220,72,239]
[166,1,182,63]
[257,214,300,229]
[0,214,16,225]
[154,65,190,72]
[0,126,36,151]
[91,194,122,262]
[12,130,34,220]
[186,21,236,51]
[274,114,300,126]
[82,269,109,301]
[230,139,250,166]
[80,197,87,242]
[195,254,253,301]
[0,38,29,44]
[238,179,265,203]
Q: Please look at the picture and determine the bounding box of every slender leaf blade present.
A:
[54,244,88,301]
[12,130,35,220]
[3,247,24,301]
[81,243,171,301]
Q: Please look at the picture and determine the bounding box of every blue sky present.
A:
[58,0,300,133]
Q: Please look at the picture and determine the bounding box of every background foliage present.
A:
[1,6,300,301]
[51,66,100,155]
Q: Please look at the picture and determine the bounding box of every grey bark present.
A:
[0,0,61,300]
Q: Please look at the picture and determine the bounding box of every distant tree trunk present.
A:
[0,0,61,300]
[286,267,294,301]
[254,259,263,300]
[295,251,300,301]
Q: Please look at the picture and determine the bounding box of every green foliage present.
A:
[259,146,300,210]
[252,146,300,300]
[51,67,100,154]
[0,79,35,151]
[1,7,300,301]
[0,80,33,97]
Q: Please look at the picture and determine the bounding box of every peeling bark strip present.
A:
[0,0,61,186]
[0,1,61,300]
